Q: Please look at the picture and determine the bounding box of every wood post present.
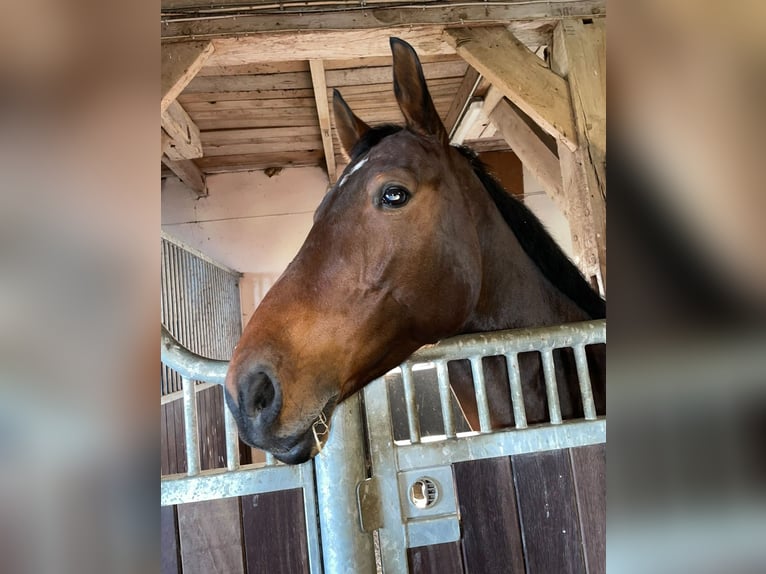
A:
[551,19,607,289]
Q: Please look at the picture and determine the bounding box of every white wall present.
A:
[161,167,330,325]
[521,166,575,261]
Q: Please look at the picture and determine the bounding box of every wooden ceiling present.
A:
[161,1,604,200]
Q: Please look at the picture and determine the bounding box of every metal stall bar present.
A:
[407,320,605,364]
[469,356,492,432]
[223,403,240,471]
[573,344,597,420]
[364,377,410,574]
[314,394,377,574]
[504,352,527,429]
[435,360,456,439]
[182,376,201,476]
[401,363,421,443]
[162,326,324,573]
[540,348,563,424]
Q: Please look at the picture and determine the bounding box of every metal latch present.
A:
[398,466,460,548]
[356,477,383,532]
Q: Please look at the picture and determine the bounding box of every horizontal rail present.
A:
[404,320,605,365]
[395,418,606,471]
[161,381,218,405]
[161,325,229,385]
[161,462,310,506]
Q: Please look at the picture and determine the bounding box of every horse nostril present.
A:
[240,369,277,418]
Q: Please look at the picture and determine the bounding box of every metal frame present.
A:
[161,319,606,574]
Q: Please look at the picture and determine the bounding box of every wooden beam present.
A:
[161,41,214,113]
[309,60,337,183]
[445,67,481,136]
[451,85,503,145]
[450,100,483,146]
[553,19,606,195]
[161,2,605,42]
[552,19,606,288]
[490,99,563,209]
[162,155,208,197]
[557,143,603,289]
[161,129,172,157]
[445,26,577,150]
[162,100,203,160]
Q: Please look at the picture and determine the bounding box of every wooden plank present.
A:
[453,457,525,574]
[172,398,186,474]
[451,84,503,145]
[185,71,313,94]
[201,126,320,144]
[310,60,337,182]
[161,4,606,46]
[194,117,319,131]
[511,450,585,574]
[188,108,318,122]
[162,41,214,112]
[177,497,245,574]
[554,19,606,194]
[195,149,324,172]
[408,542,464,574]
[444,66,481,135]
[490,99,564,208]
[463,137,512,153]
[241,489,310,574]
[162,100,204,160]
[183,97,318,112]
[203,138,324,157]
[325,59,467,88]
[446,26,577,150]
[570,444,606,574]
[161,129,172,157]
[162,155,208,197]
[552,19,606,287]
[180,88,317,102]
[161,506,180,574]
[198,59,310,77]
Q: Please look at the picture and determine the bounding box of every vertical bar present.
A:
[573,345,597,420]
[504,353,528,429]
[470,356,492,432]
[364,378,409,574]
[299,464,325,574]
[182,376,201,476]
[541,349,562,424]
[435,360,456,439]
[223,397,240,471]
[265,452,276,466]
[401,363,421,443]
[314,393,377,573]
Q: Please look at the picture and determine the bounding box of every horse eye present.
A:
[380,185,410,207]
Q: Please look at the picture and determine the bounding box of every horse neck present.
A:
[462,194,592,333]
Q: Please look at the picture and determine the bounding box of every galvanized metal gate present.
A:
[162,313,605,573]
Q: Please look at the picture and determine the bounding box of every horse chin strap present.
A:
[311,412,330,455]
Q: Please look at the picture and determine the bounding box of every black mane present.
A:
[457,146,605,319]
[350,125,606,319]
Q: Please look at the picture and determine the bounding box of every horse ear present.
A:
[390,38,448,143]
[333,89,371,160]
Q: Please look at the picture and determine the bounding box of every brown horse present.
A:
[225,38,605,464]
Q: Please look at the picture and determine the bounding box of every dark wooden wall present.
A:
[162,489,311,574]
[409,444,605,574]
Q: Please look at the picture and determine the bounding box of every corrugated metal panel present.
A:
[160,234,242,396]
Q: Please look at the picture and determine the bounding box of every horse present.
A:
[224,38,605,464]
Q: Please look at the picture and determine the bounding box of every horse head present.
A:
[224,39,493,463]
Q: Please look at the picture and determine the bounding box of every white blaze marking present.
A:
[337,157,369,188]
